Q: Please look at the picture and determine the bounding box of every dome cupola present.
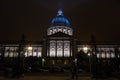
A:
[50,9,70,27]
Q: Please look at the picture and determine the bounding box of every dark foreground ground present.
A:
[0,72,120,80]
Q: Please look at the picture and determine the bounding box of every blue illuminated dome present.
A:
[50,9,70,27]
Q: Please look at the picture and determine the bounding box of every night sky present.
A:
[1,0,120,43]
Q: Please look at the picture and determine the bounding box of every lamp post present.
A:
[27,46,33,57]
[27,46,33,71]
[42,58,45,67]
[22,45,33,74]
[83,46,92,74]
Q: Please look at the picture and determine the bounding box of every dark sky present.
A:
[1,0,120,43]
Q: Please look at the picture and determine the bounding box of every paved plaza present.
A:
[0,73,119,80]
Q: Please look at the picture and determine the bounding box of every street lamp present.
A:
[27,46,33,56]
[83,46,92,74]
[83,46,89,53]
[27,46,32,51]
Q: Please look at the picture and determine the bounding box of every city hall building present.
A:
[0,9,120,73]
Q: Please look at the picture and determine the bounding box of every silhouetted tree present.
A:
[114,46,120,72]
[77,50,89,71]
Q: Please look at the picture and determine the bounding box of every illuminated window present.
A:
[33,48,37,57]
[57,41,63,57]
[106,48,110,58]
[64,41,70,57]
[97,48,101,58]
[9,47,14,57]
[50,41,56,57]
[101,50,105,58]
[110,48,115,58]
[111,53,115,58]
[5,47,10,57]
[5,47,18,57]
[38,47,42,57]
[97,53,100,58]
[106,52,110,58]
[24,50,27,57]
[27,51,32,56]
[111,51,115,58]
[13,47,19,57]
[9,52,14,57]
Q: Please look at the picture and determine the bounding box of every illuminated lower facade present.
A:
[0,9,120,73]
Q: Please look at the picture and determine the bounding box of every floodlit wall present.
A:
[48,40,71,57]
[77,45,120,58]
[2,45,43,57]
